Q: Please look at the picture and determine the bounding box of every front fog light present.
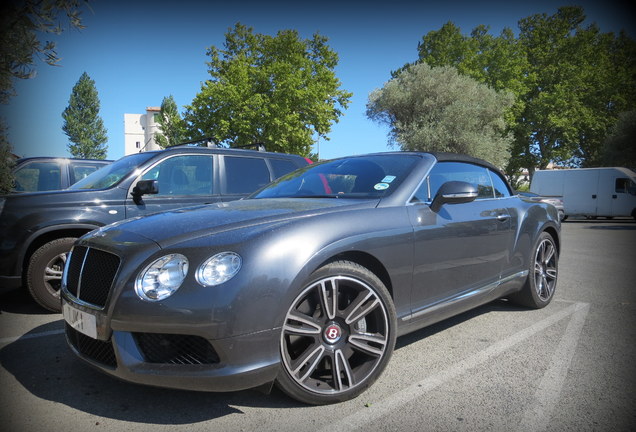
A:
[196,252,242,286]
[135,254,189,301]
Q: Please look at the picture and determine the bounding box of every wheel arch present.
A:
[20,224,101,280]
[316,251,394,301]
[542,224,561,255]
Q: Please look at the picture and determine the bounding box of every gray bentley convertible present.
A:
[61,152,560,405]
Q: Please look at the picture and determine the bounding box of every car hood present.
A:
[99,198,379,248]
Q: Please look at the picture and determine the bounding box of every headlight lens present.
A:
[135,254,189,301]
[196,252,242,286]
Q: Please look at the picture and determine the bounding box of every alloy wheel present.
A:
[533,238,557,301]
[280,275,390,396]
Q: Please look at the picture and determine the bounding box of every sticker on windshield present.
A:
[374,183,390,191]
[381,175,396,183]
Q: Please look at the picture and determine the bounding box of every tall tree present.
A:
[184,23,352,156]
[367,62,514,168]
[62,72,108,158]
[154,95,186,148]
[416,6,636,178]
[0,0,89,104]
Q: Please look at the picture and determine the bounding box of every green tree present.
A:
[367,62,514,168]
[602,111,636,168]
[0,0,89,103]
[154,95,186,148]
[416,6,636,178]
[0,120,15,194]
[62,72,108,158]
[184,23,352,156]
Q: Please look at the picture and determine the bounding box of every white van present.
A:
[530,167,636,219]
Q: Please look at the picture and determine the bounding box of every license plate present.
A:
[63,302,97,339]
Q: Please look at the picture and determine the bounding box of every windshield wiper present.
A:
[294,194,340,199]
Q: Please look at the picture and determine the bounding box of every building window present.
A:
[136,141,141,149]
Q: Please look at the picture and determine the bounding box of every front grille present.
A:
[66,324,117,368]
[134,333,220,365]
[66,246,120,308]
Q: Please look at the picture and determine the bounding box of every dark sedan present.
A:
[61,152,560,405]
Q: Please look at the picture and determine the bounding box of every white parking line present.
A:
[517,302,590,432]
[322,302,589,432]
[0,328,65,347]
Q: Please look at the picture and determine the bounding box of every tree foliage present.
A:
[184,23,352,156]
[0,120,15,194]
[62,72,108,159]
[367,62,514,168]
[415,6,636,178]
[0,0,89,104]
[602,111,636,168]
[154,95,186,148]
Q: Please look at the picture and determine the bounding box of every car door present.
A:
[407,162,513,313]
[125,154,220,217]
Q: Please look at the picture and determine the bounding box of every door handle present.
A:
[496,214,510,221]
[612,194,617,199]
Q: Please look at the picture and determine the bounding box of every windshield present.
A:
[252,154,420,199]
[69,152,156,190]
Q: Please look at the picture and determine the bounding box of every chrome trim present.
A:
[441,192,478,199]
[76,246,90,299]
[402,270,529,322]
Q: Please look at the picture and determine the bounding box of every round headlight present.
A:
[196,252,242,286]
[135,254,189,301]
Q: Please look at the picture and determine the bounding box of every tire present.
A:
[276,260,397,405]
[26,237,77,312]
[509,232,558,309]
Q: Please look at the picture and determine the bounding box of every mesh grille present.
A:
[65,246,120,308]
[65,324,117,368]
[134,333,220,365]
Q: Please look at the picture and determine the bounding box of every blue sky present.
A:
[2,0,634,161]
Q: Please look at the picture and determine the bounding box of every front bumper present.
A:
[63,309,282,392]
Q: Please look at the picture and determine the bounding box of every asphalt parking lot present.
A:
[1,219,634,432]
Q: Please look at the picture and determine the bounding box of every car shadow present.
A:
[395,299,520,350]
[0,322,304,425]
[586,225,636,230]
[0,288,56,315]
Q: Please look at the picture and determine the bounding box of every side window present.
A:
[224,156,270,194]
[269,158,300,179]
[69,162,106,185]
[13,161,61,192]
[412,162,495,202]
[615,178,629,194]
[489,169,511,198]
[139,155,214,196]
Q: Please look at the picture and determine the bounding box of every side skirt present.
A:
[398,270,529,336]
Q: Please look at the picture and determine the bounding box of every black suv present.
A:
[0,146,310,311]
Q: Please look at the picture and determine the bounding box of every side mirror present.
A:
[430,181,478,212]
[132,179,159,198]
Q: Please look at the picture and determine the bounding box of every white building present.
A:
[124,107,162,155]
